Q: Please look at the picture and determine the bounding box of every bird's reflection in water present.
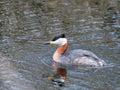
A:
[51,67,67,87]
[42,61,103,87]
[42,62,67,87]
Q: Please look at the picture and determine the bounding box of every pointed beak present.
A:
[44,41,50,45]
[44,41,55,45]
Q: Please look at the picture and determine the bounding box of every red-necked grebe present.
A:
[45,33,106,67]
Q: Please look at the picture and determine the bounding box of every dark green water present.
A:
[0,0,120,90]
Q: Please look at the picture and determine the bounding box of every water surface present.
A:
[0,0,120,90]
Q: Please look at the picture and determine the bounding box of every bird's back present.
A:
[58,49,106,66]
[68,49,106,66]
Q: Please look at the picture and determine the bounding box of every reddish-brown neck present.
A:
[53,43,68,61]
[56,42,68,54]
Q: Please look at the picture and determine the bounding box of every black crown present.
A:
[52,33,66,41]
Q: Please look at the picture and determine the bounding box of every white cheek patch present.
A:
[54,38,67,46]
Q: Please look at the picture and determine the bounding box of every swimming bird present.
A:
[45,33,106,67]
